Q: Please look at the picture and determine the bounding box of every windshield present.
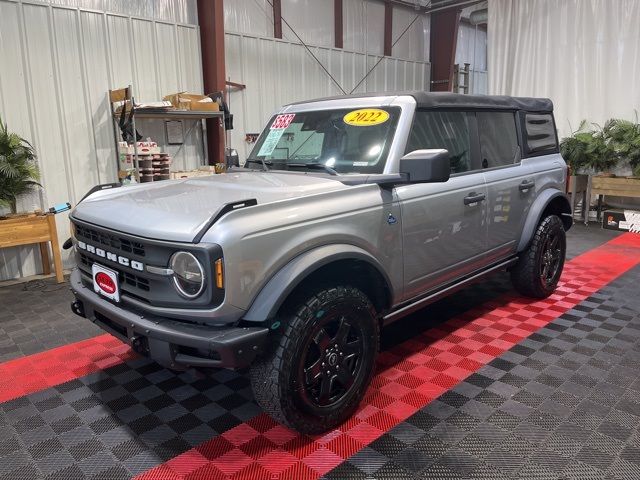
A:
[247,107,400,174]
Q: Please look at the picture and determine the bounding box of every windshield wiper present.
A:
[287,163,338,175]
[245,159,272,170]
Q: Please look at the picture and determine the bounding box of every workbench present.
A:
[0,213,64,283]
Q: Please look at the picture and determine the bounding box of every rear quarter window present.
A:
[522,113,558,155]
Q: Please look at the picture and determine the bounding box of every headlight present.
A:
[170,251,205,298]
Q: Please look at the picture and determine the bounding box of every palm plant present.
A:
[560,120,596,173]
[0,117,40,215]
[560,120,618,174]
[603,117,640,176]
[588,123,618,173]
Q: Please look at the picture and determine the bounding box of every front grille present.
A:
[75,224,145,257]
[71,218,224,309]
[78,253,149,292]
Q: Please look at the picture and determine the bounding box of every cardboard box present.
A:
[162,92,219,112]
[602,209,640,232]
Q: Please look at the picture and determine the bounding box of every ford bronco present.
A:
[69,92,572,433]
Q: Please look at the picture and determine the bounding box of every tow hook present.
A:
[71,301,85,318]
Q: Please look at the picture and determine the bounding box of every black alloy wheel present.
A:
[249,285,379,434]
[539,227,563,288]
[300,315,364,409]
[511,214,567,299]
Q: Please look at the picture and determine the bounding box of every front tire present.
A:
[511,214,566,298]
[249,285,379,434]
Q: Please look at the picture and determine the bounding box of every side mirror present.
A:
[399,149,451,183]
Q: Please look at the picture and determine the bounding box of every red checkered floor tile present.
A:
[133,234,640,480]
[0,334,135,403]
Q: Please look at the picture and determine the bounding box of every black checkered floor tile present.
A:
[0,359,258,478]
[323,265,640,480]
[0,278,101,362]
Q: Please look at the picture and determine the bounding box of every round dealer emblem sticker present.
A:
[343,108,389,127]
[95,272,116,294]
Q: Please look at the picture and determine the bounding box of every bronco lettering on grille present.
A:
[76,241,144,271]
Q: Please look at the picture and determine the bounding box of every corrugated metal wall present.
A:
[225,0,430,61]
[224,0,431,162]
[0,0,203,280]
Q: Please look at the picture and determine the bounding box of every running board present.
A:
[382,257,518,325]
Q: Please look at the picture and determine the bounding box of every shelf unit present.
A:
[108,85,224,182]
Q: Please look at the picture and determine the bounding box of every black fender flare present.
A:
[242,244,393,323]
[517,189,572,252]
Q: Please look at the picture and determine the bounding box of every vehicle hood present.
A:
[71,171,349,242]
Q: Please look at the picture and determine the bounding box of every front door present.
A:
[397,110,488,300]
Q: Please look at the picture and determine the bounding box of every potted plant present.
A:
[560,120,593,175]
[588,123,618,175]
[603,117,640,177]
[0,117,40,215]
[560,120,618,176]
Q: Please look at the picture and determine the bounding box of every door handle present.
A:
[464,192,486,205]
[519,180,535,192]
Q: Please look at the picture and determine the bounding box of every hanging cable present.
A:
[259,0,347,95]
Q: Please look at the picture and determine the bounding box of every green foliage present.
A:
[559,120,593,173]
[603,116,640,176]
[560,116,640,175]
[0,117,40,214]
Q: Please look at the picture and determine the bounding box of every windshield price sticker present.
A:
[257,129,285,156]
[258,114,296,156]
[343,108,389,127]
[271,113,296,129]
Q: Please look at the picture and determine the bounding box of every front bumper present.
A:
[69,269,269,370]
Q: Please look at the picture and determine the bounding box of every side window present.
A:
[405,111,472,174]
[477,112,520,168]
[523,113,558,154]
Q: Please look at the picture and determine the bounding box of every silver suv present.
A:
[69,92,572,433]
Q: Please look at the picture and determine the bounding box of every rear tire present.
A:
[511,214,566,298]
[249,285,379,434]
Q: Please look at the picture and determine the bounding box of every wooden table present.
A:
[0,213,64,283]
[586,176,640,224]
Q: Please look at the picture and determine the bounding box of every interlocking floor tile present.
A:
[1,230,639,479]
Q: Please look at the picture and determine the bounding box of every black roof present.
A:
[289,91,553,113]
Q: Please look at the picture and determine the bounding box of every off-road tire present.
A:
[249,285,379,434]
[511,214,566,299]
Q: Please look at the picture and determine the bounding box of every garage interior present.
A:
[1,1,640,479]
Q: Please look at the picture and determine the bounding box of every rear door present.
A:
[396,110,489,300]
[479,111,535,260]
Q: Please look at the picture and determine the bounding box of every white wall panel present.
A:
[31,0,198,23]
[79,11,114,185]
[344,0,385,55]
[224,0,272,37]
[131,19,160,102]
[282,0,334,47]
[225,32,429,163]
[0,0,202,281]
[391,5,429,62]
[456,21,487,71]
[0,1,40,279]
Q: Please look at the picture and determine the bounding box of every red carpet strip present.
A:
[134,232,640,480]
[0,333,134,403]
